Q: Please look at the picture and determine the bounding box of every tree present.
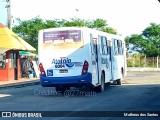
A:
[13,17,63,52]
[13,17,47,52]
[125,23,160,57]
[63,18,85,27]
[13,17,118,53]
[101,27,117,35]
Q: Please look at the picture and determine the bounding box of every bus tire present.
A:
[96,73,105,92]
[55,85,70,93]
[117,68,123,85]
[116,79,122,85]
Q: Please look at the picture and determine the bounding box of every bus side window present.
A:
[99,36,103,55]
[118,40,123,55]
[101,36,108,55]
[90,34,97,55]
[120,41,123,54]
[90,34,94,54]
[105,37,108,54]
[117,40,121,55]
[108,41,112,61]
[122,43,124,54]
[93,38,97,54]
[107,40,110,55]
[114,39,118,55]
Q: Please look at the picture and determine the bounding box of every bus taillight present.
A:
[81,60,89,75]
[39,63,46,77]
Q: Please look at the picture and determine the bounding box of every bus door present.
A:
[90,34,99,85]
[108,41,112,80]
[111,39,118,80]
[100,36,110,82]
[106,40,111,81]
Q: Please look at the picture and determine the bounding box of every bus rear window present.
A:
[43,30,83,49]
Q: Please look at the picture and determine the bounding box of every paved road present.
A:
[123,71,160,84]
[0,72,160,120]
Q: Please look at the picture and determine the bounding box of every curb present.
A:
[0,80,40,89]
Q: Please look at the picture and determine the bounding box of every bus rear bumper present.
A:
[40,73,92,87]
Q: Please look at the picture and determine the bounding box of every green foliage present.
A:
[64,18,85,27]
[101,27,117,35]
[13,17,118,53]
[93,19,107,29]
[13,17,46,52]
[125,23,160,57]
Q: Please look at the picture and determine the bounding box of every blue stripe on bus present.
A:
[40,73,92,86]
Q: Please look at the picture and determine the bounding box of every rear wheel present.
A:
[116,68,123,85]
[95,73,105,92]
[116,79,122,85]
[55,85,70,93]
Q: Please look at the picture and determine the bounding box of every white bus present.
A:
[38,27,127,92]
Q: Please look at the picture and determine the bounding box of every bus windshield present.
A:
[43,30,83,50]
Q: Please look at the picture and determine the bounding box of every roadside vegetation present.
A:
[13,17,117,53]
[13,17,160,57]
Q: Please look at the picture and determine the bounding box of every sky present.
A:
[0,0,160,37]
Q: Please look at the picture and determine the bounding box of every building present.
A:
[0,23,36,81]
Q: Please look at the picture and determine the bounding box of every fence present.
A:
[127,56,160,71]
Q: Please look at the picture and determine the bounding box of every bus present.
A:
[38,27,127,92]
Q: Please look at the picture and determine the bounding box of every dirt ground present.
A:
[123,71,160,85]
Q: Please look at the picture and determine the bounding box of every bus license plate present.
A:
[59,69,68,73]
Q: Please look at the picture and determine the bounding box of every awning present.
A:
[0,23,36,51]
[0,48,9,54]
[19,51,37,57]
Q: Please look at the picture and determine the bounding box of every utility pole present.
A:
[5,0,12,30]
